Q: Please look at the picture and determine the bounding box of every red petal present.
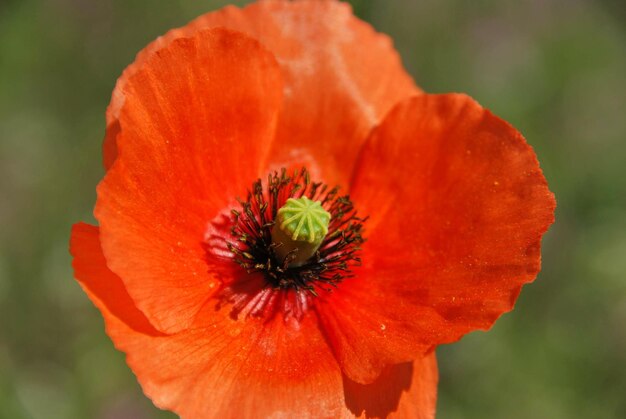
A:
[321,93,555,383]
[123,309,346,418]
[70,223,162,337]
[317,285,442,384]
[104,0,419,185]
[95,28,283,333]
[72,224,327,417]
[344,354,438,419]
[70,223,438,418]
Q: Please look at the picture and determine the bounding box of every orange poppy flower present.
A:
[70,1,555,418]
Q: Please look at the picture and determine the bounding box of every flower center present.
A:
[271,197,331,267]
[226,168,366,295]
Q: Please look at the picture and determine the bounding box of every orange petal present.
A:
[95,28,283,333]
[72,224,338,417]
[70,223,163,337]
[104,0,419,185]
[343,354,438,419]
[316,283,443,384]
[321,93,555,383]
[71,223,438,418]
[121,309,347,418]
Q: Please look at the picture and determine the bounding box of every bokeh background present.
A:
[1,0,625,418]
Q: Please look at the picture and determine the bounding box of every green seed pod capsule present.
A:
[271,197,331,267]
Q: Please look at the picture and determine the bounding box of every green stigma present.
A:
[271,197,331,267]
[278,197,330,243]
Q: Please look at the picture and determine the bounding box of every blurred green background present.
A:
[1,0,625,418]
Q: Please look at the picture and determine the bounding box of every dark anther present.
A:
[226,167,366,295]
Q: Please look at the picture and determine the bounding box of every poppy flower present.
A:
[70,0,555,418]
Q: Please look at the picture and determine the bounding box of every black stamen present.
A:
[226,168,366,294]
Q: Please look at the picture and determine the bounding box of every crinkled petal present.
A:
[319,93,555,383]
[95,28,283,333]
[70,223,438,418]
[104,0,419,185]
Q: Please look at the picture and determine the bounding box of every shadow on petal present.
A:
[343,362,413,418]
